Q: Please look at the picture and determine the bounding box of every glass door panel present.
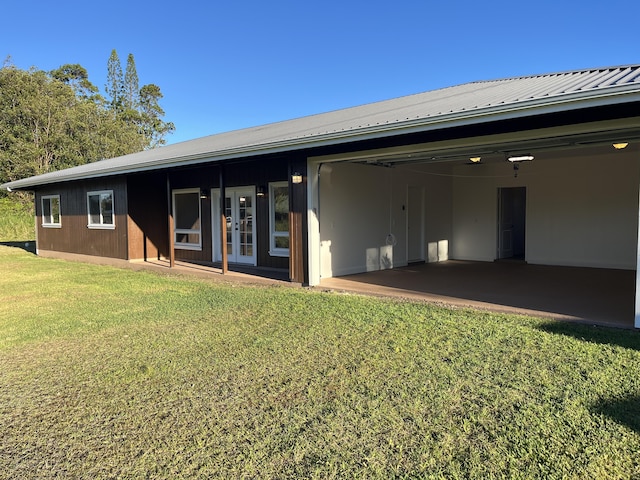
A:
[225,196,233,256]
[217,187,256,265]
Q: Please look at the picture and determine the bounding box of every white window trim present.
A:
[172,188,202,251]
[41,194,61,228]
[86,190,115,230]
[269,181,290,257]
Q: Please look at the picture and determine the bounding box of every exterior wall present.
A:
[127,173,170,261]
[452,147,640,269]
[318,162,453,278]
[35,178,129,260]
[32,157,296,269]
[165,158,291,269]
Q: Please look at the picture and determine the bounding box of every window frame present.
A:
[41,194,61,228]
[268,181,290,257]
[86,190,115,229]
[172,188,202,251]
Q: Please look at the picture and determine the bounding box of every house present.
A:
[3,65,640,327]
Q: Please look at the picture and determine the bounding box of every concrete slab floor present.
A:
[320,261,637,329]
[35,249,637,329]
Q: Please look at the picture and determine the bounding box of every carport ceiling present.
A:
[314,121,640,168]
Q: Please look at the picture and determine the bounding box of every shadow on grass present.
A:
[537,321,640,352]
[591,395,640,434]
[0,241,36,254]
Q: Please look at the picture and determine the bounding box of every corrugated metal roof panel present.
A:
[4,64,640,190]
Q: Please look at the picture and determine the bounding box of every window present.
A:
[41,195,61,227]
[87,190,114,229]
[269,182,289,257]
[173,189,202,250]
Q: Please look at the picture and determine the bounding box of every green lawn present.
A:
[0,246,639,479]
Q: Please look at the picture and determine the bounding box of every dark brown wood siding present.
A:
[127,173,170,261]
[35,178,129,259]
[32,155,297,271]
[288,158,308,283]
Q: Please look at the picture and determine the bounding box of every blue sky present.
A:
[2,1,639,145]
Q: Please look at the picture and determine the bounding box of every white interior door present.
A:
[212,187,256,265]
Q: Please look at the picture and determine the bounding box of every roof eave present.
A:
[3,85,640,191]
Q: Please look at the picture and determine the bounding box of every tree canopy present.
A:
[0,51,174,186]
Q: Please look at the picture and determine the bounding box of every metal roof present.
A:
[4,64,640,190]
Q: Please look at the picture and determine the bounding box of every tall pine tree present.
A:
[123,53,139,110]
[105,49,123,110]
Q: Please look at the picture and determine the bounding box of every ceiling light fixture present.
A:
[469,156,482,163]
[613,142,629,150]
[507,155,535,162]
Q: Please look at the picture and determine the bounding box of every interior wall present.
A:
[452,147,640,269]
[319,162,453,278]
[420,164,453,262]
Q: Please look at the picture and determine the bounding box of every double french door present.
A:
[212,187,256,265]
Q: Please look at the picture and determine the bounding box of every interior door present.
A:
[497,187,526,260]
[212,187,256,265]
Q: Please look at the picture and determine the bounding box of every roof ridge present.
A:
[468,64,640,86]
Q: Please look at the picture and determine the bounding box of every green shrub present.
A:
[0,195,34,242]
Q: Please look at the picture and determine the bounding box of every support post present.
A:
[306,160,321,286]
[167,174,175,268]
[219,165,228,274]
[288,160,307,284]
[634,173,640,328]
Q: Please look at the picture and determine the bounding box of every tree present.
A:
[0,65,86,182]
[123,53,139,110]
[139,84,176,148]
[105,49,123,110]
[105,50,174,148]
[50,64,98,99]
[0,52,174,184]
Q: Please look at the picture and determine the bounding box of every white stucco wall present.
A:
[452,149,640,269]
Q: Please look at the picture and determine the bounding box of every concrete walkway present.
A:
[320,261,636,329]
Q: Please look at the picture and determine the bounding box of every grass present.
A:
[0,196,34,242]
[0,246,639,479]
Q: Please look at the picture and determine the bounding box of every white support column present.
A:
[635,178,640,328]
[307,159,321,286]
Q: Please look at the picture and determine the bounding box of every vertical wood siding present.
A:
[36,178,128,259]
[127,173,170,260]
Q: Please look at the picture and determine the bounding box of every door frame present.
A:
[211,186,257,265]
